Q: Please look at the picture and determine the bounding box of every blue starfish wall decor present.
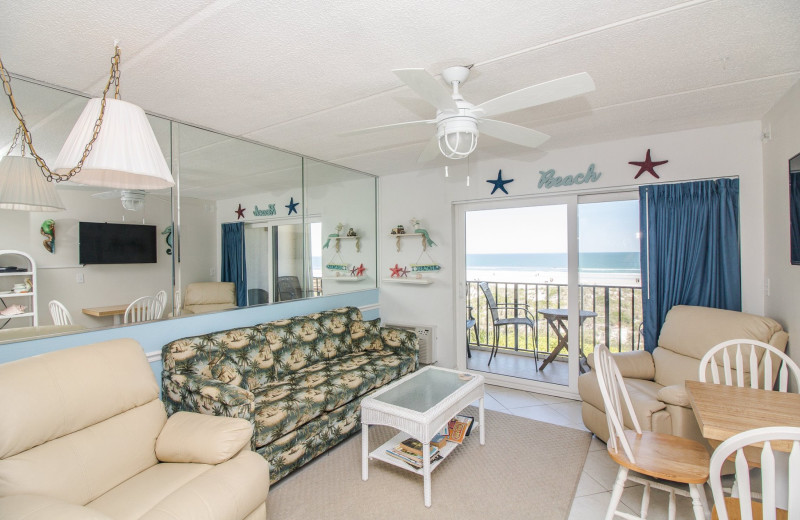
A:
[487,169,514,195]
[285,197,299,215]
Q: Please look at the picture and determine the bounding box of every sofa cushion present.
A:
[0,495,114,520]
[0,338,159,460]
[578,370,665,431]
[87,452,269,520]
[0,399,166,506]
[316,308,358,353]
[351,318,382,351]
[658,305,784,361]
[184,282,236,306]
[656,384,691,408]
[653,346,706,388]
[156,412,253,465]
[253,382,328,448]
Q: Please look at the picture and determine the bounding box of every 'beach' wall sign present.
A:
[253,204,276,217]
[538,163,602,189]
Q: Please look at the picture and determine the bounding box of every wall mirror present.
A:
[790,152,800,265]
[0,77,377,343]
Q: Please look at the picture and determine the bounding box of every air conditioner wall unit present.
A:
[384,323,436,365]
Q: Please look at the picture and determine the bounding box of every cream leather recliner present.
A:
[579,305,788,446]
[181,282,238,315]
[0,339,270,520]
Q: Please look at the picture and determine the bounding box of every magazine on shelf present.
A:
[386,443,441,469]
[445,415,475,444]
[455,414,474,436]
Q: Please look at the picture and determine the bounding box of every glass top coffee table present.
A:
[360,365,485,507]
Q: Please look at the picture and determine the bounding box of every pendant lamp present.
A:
[54,97,173,190]
[0,155,65,211]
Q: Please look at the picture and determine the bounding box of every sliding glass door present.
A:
[456,191,640,397]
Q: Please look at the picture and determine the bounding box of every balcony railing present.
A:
[467,280,643,358]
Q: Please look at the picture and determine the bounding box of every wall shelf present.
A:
[382,278,433,285]
[322,276,366,282]
[331,235,360,252]
[388,232,428,252]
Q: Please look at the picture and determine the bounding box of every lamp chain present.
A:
[0,45,122,182]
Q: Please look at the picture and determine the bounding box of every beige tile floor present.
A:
[480,384,709,519]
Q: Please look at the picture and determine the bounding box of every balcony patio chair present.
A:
[466,305,479,358]
[248,288,269,305]
[48,299,73,326]
[594,344,710,520]
[478,281,539,368]
[709,426,798,520]
[124,295,163,324]
[277,276,303,301]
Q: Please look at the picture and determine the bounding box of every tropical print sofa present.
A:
[162,306,418,483]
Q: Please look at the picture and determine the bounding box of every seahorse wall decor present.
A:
[162,225,173,255]
[40,219,55,253]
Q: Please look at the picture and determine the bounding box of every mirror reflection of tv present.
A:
[791,153,800,265]
[79,222,157,265]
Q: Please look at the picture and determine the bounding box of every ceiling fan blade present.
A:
[417,135,441,163]
[90,190,120,199]
[393,69,458,113]
[478,119,550,149]
[340,119,434,136]
[476,72,595,118]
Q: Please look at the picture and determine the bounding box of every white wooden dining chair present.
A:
[699,339,800,392]
[48,300,73,326]
[709,426,799,520]
[124,295,163,324]
[154,290,167,318]
[594,344,710,520]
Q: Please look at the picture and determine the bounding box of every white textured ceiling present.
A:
[1,0,799,176]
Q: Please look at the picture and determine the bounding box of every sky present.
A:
[466,200,639,254]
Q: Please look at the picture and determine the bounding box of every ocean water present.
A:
[467,252,641,286]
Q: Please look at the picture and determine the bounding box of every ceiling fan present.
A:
[349,66,595,162]
[91,189,146,211]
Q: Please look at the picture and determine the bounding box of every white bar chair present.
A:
[124,295,163,324]
[154,289,167,318]
[709,426,799,520]
[48,300,73,326]
[594,344,710,520]
[699,339,800,392]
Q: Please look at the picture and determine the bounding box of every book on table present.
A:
[386,439,441,469]
[445,415,474,444]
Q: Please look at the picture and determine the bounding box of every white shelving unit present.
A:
[0,250,38,327]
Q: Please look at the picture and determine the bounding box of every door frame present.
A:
[453,194,581,398]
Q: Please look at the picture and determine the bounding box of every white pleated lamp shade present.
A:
[54,98,174,190]
[0,155,65,211]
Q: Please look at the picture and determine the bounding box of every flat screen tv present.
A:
[79,222,157,265]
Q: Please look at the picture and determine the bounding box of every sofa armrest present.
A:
[587,350,655,380]
[156,411,253,464]
[161,372,255,422]
[0,495,113,520]
[656,384,692,408]
[379,327,420,368]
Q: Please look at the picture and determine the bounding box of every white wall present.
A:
[379,121,766,369]
[762,80,800,374]
[2,188,173,329]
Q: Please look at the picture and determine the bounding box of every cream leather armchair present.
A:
[0,339,269,520]
[579,305,788,446]
[181,282,238,315]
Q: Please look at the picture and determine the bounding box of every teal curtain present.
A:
[221,222,247,306]
[639,179,741,352]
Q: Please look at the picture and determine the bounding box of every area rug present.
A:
[266,406,591,519]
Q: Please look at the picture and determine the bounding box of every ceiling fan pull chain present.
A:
[0,45,122,183]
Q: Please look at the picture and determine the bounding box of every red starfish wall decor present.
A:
[629,149,668,179]
[235,203,246,219]
[389,264,402,278]
[356,264,366,276]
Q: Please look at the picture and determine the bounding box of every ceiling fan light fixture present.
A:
[437,118,478,160]
[120,189,145,211]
